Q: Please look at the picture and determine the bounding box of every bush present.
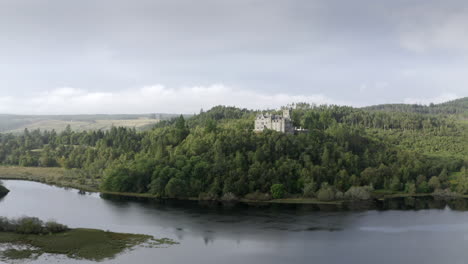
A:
[344,186,373,200]
[433,188,458,198]
[303,181,317,198]
[45,221,69,233]
[15,217,44,234]
[335,191,344,200]
[270,184,286,199]
[221,192,238,202]
[0,217,15,232]
[317,183,336,201]
[0,217,68,235]
[198,192,218,201]
[244,191,271,201]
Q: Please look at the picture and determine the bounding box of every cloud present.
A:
[0,85,345,115]
[403,93,459,105]
[396,5,468,53]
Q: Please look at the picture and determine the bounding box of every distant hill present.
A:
[0,113,184,133]
[362,97,468,116]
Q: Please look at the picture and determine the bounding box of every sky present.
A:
[0,0,467,114]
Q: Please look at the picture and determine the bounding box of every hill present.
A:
[0,113,184,133]
[363,97,468,116]
[0,99,466,202]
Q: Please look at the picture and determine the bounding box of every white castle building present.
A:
[254,109,295,133]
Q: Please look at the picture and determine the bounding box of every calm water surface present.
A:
[2,180,468,264]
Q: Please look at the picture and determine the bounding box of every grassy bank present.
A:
[0,228,177,261]
[257,198,343,205]
[0,166,343,205]
[0,166,98,192]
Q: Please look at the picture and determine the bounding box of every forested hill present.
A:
[363,97,468,116]
[0,101,466,201]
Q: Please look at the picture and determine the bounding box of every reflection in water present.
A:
[101,193,468,212]
[378,196,468,211]
[5,180,468,264]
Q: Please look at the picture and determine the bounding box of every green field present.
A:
[3,118,160,133]
[0,113,191,133]
[0,166,99,191]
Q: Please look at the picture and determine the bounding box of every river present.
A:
[2,180,468,264]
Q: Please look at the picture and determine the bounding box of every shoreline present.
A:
[1,166,466,205]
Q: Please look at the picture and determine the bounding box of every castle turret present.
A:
[283,108,291,119]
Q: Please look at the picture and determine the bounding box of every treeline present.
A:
[363,97,467,116]
[0,217,68,234]
[0,104,466,201]
[0,113,186,132]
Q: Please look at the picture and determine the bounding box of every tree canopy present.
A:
[0,98,466,200]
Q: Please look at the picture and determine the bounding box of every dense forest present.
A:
[0,98,466,201]
[364,97,468,116]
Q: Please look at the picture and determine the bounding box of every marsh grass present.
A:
[0,228,177,261]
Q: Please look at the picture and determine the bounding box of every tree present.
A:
[303,176,317,198]
[204,119,218,133]
[455,167,468,194]
[165,178,187,198]
[417,181,430,193]
[439,167,449,186]
[428,176,441,191]
[0,102,465,200]
[321,146,331,168]
[270,184,286,199]
[174,115,189,142]
[390,176,402,192]
[404,181,416,194]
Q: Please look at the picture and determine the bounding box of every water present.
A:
[2,180,468,264]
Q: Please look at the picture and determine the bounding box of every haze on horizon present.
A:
[0,0,466,115]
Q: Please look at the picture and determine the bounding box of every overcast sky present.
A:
[0,0,466,114]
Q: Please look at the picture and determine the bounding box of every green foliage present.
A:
[417,181,430,193]
[0,224,173,262]
[390,176,402,192]
[404,181,416,194]
[364,97,468,116]
[0,100,466,200]
[344,186,373,200]
[303,178,317,198]
[270,184,286,199]
[454,167,468,194]
[165,178,187,198]
[428,176,441,191]
[317,183,336,201]
[0,217,68,234]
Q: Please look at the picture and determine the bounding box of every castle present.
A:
[254,109,295,134]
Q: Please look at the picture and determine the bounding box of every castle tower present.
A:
[283,108,291,119]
